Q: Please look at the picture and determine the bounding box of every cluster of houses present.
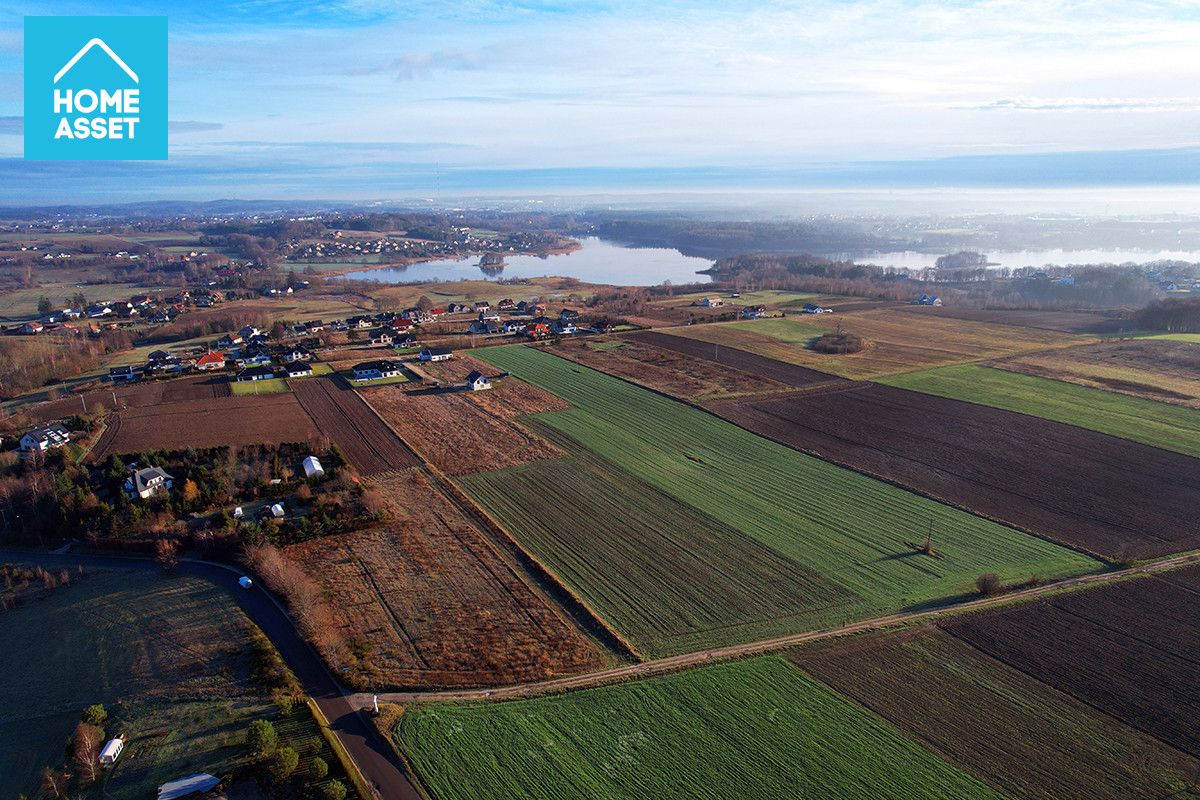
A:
[21,290,224,337]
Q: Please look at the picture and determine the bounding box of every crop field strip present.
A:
[666,310,1086,379]
[470,345,1097,648]
[707,381,1200,559]
[91,391,319,456]
[990,338,1200,409]
[793,629,1199,800]
[394,656,1004,800]
[555,337,797,401]
[291,375,420,475]
[24,373,232,423]
[880,363,1200,458]
[460,425,857,656]
[621,329,846,387]
[942,565,1200,758]
[892,305,1129,333]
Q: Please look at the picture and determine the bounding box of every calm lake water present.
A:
[845,249,1200,270]
[344,236,713,286]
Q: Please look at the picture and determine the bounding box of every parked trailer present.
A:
[99,735,124,765]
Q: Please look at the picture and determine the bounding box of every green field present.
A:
[231,376,288,394]
[795,632,1199,800]
[471,346,1096,643]
[0,568,271,800]
[462,429,855,656]
[394,656,1002,800]
[880,364,1200,458]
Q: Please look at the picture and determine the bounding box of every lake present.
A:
[843,248,1200,270]
[343,237,714,286]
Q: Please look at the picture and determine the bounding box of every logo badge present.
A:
[24,16,167,160]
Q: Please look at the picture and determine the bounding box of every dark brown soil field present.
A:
[943,566,1200,758]
[707,382,1200,558]
[896,305,1128,333]
[92,392,318,456]
[794,627,1199,800]
[556,337,792,400]
[25,374,232,423]
[291,376,419,475]
[622,330,844,388]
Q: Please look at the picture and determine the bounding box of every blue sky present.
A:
[2,0,1199,203]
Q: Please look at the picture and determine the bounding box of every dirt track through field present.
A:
[291,376,419,475]
[707,382,1200,559]
[623,330,844,387]
[357,552,1200,706]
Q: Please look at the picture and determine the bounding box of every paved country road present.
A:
[7,546,1199,798]
[0,549,422,800]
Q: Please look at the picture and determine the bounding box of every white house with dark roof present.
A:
[125,466,174,500]
[19,423,71,453]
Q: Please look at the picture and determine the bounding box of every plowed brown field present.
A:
[291,376,419,475]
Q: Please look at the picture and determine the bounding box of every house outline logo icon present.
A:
[54,38,139,85]
[24,16,167,161]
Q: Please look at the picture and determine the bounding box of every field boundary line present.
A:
[533,343,1113,565]
[352,383,641,663]
[357,552,1200,707]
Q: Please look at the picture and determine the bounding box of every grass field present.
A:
[231,376,288,394]
[669,310,1084,378]
[394,656,1002,800]
[880,364,1200,458]
[462,428,854,655]
[471,346,1096,640]
[0,568,268,800]
[795,631,1199,800]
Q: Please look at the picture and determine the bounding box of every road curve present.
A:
[0,549,422,800]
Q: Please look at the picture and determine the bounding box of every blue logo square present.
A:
[24,16,168,160]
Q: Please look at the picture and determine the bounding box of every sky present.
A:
[2,0,1200,205]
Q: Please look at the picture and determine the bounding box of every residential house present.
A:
[391,317,415,332]
[352,359,404,381]
[347,315,374,330]
[742,305,767,319]
[216,334,242,349]
[469,319,500,335]
[283,361,313,378]
[370,329,394,347]
[419,346,454,362]
[279,346,312,362]
[465,370,492,391]
[527,322,550,339]
[236,365,276,382]
[802,303,834,314]
[497,298,516,311]
[560,308,580,321]
[109,365,138,382]
[19,423,71,453]
[695,296,723,307]
[551,319,578,335]
[125,466,174,500]
[20,321,43,335]
[195,351,227,371]
[148,349,171,363]
[910,294,942,306]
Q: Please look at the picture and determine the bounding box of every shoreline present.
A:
[289,240,585,279]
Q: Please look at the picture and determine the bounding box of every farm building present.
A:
[420,347,454,362]
[195,351,227,371]
[125,466,174,500]
[19,423,71,453]
[466,370,492,391]
[236,365,276,382]
[302,455,325,478]
[157,773,221,800]
[352,359,404,381]
[283,360,314,378]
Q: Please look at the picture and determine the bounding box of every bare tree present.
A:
[40,766,68,798]
[155,538,182,574]
[72,722,104,784]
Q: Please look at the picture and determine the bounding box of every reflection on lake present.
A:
[844,249,1200,270]
[343,237,713,286]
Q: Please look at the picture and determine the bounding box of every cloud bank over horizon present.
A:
[1,1,1198,203]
